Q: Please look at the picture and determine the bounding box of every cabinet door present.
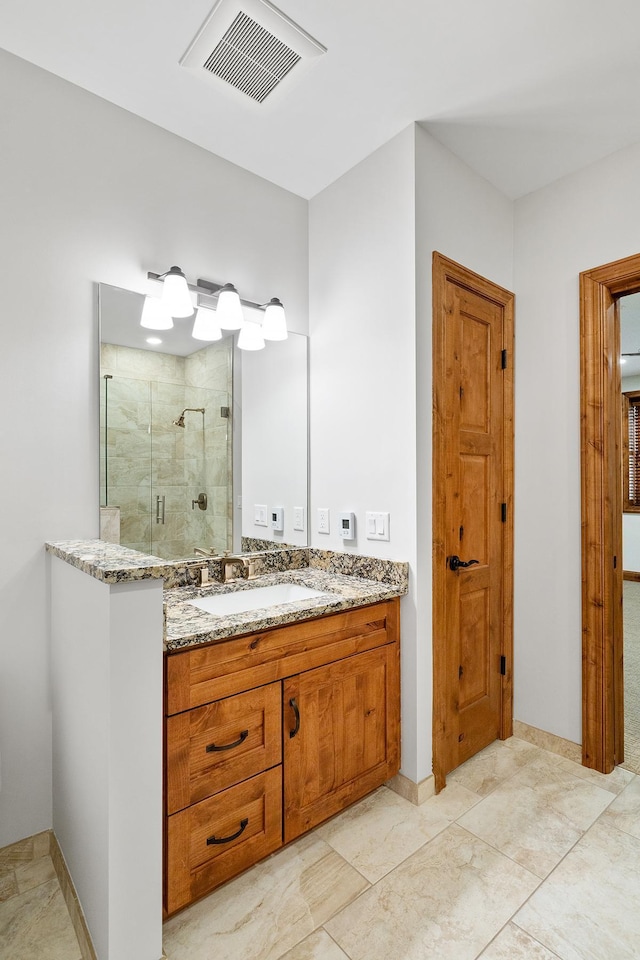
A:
[283,643,399,842]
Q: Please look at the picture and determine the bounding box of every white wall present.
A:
[514,140,640,742]
[413,126,514,778]
[309,126,419,777]
[50,559,163,960]
[309,125,513,784]
[0,47,308,848]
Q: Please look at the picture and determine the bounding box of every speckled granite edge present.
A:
[241,537,297,552]
[163,568,404,652]
[45,540,407,593]
[46,540,173,582]
[308,549,409,591]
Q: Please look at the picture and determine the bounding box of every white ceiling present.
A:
[2,0,640,200]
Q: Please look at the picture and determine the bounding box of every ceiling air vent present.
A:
[181,0,326,104]
[203,11,300,103]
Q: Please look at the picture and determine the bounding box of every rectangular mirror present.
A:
[98,283,308,559]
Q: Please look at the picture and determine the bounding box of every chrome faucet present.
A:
[222,555,257,583]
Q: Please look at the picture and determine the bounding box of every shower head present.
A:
[172,407,205,427]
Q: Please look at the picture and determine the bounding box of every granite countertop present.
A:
[163,568,404,652]
[46,538,408,653]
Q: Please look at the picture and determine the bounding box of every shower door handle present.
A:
[156,495,165,525]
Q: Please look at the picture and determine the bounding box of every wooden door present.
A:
[283,644,400,842]
[433,253,514,791]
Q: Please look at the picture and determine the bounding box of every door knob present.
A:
[448,555,480,572]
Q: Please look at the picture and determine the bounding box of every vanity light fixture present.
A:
[262,298,287,341]
[237,318,265,351]
[160,265,194,318]
[146,268,288,348]
[216,283,244,330]
[192,305,222,341]
[140,296,173,330]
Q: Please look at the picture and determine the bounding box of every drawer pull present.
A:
[206,818,249,846]
[205,730,249,753]
[289,697,300,739]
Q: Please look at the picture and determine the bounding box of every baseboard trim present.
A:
[386,771,435,806]
[513,720,581,763]
[50,832,97,960]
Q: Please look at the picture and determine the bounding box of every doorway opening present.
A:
[618,294,640,772]
[580,253,640,773]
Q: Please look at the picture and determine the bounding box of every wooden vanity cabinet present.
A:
[164,598,400,915]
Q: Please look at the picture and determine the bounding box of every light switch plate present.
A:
[293,506,305,531]
[317,507,330,534]
[366,511,390,541]
[254,504,268,526]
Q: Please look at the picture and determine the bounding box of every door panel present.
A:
[433,253,514,790]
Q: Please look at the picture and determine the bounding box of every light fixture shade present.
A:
[192,306,222,341]
[262,298,288,341]
[140,296,173,330]
[162,265,193,318]
[216,283,244,330]
[237,319,265,351]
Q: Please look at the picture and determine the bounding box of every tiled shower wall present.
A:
[100,341,232,559]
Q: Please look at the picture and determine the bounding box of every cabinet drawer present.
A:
[166,598,400,713]
[166,683,282,814]
[165,766,282,915]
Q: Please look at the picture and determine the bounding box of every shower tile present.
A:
[152,381,187,405]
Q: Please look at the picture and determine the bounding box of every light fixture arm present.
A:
[147,272,266,311]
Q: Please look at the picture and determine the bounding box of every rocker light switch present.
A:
[366,511,390,541]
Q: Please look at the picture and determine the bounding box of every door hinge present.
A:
[501,503,507,523]
[500,655,506,676]
[501,349,507,370]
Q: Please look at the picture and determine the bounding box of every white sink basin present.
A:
[189,583,335,616]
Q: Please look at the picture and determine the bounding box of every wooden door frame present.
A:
[432,252,515,792]
[580,253,640,772]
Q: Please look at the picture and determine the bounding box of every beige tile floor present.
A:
[0,833,82,960]
[5,737,640,959]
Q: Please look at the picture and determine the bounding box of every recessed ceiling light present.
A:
[146,337,163,345]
